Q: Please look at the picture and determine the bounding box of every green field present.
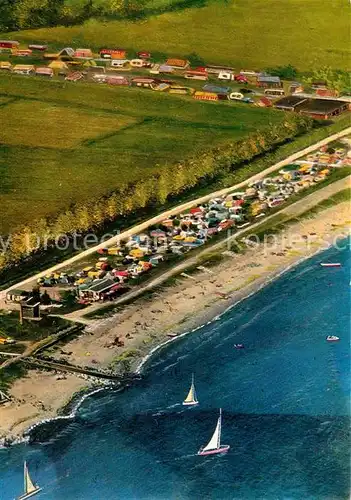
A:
[3,0,349,72]
[0,72,285,235]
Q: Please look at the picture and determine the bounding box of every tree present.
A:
[264,65,297,80]
[41,290,51,305]
[303,66,351,94]
[0,0,17,31]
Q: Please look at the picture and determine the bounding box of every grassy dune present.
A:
[0,73,285,235]
[4,0,349,71]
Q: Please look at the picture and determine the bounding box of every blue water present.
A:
[1,241,350,499]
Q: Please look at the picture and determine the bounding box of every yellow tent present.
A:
[319,169,330,175]
[130,248,144,258]
[48,60,69,70]
[107,247,121,255]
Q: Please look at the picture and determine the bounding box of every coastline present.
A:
[0,201,350,445]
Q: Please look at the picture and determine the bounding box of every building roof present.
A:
[35,67,53,74]
[298,99,347,115]
[258,75,281,83]
[274,95,308,109]
[0,40,19,45]
[13,65,35,70]
[258,97,273,106]
[86,278,116,293]
[203,84,231,93]
[74,48,93,56]
[166,58,189,68]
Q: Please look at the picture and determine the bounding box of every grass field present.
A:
[0,72,285,235]
[2,0,349,72]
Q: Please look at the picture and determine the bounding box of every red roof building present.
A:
[0,40,19,49]
[165,58,190,69]
[100,48,127,59]
[257,97,273,107]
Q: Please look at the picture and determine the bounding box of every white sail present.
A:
[183,374,198,404]
[24,462,37,494]
[202,409,222,452]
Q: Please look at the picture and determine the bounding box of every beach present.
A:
[0,200,349,443]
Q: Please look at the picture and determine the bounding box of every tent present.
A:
[48,60,69,70]
[0,390,10,403]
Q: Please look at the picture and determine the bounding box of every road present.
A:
[1,126,350,299]
[62,175,350,321]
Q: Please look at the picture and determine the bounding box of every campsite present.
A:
[5,140,350,312]
[0,71,291,237]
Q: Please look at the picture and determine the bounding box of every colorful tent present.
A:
[48,60,69,70]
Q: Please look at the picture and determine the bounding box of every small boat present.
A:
[16,461,42,500]
[183,374,198,406]
[198,408,230,456]
[326,335,340,342]
[320,263,341,268]
[234,344,245,349]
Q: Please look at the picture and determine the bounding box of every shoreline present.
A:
[0,201,350,446]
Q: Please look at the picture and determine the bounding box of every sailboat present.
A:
[16,462,42,500]
[198,408,230,456]
[183,374,199,406]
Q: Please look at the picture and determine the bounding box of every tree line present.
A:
[0,114,314,271]
[0,0,148,31]
[0,0,206,32]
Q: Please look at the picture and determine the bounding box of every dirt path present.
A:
[62,175,350,322]
[1,126,350,300]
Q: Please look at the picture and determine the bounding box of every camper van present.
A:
[229,92,244,100]
[218,71,234,81]
[264,88,285,97]
[184,70,208,81]
[130,59,144,68]
[12,64,35,75]
[110,59,130,69]
[92,73,108,83]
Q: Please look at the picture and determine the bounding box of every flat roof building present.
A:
[298,99,348,120]
[273,95,308,111]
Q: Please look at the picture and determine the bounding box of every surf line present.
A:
[22,386,111,441]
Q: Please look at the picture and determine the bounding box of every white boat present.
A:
[16,462,42,500]
[198,408,230,456]
[320,263,341,268]
[326,335,340,342]
[183,374,198,406]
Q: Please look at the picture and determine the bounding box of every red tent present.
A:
[190,207,203,214]
[113,270,129,277]
[233,199,244,207]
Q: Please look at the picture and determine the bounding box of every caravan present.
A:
[229,92,244,100]
[110,59,130,69]
[218,71,234,81]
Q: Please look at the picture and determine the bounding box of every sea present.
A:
[0,239,350,500]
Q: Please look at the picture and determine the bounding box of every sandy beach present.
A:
[0,201,349,443]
